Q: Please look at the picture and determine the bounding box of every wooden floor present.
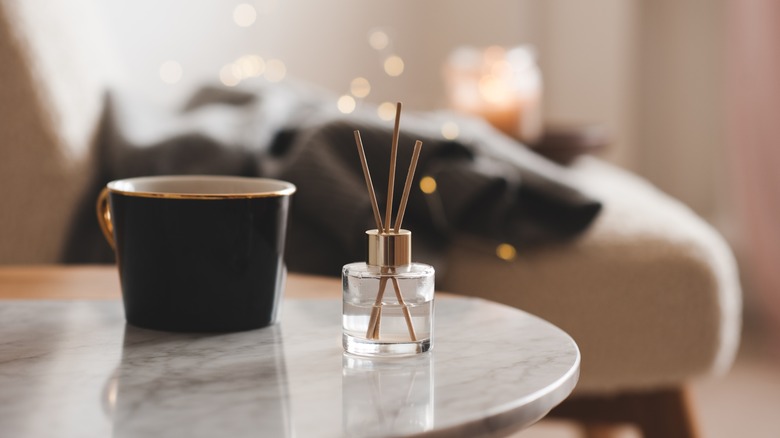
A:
[514,320,780,438]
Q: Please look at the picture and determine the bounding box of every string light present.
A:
[350,77,371,98]
[496,243,517,261]
[219,55,266,87]
[441,121,460,140]
[368,30,389,50]
[377,102,396,120]
[337,95,356,113]
[235,55,265,78]
[384,55,405,77]
[419,176,437,194]
[219,65,240,87]
[233,3,257,27]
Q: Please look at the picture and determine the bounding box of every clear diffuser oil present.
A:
[343,261,434,356]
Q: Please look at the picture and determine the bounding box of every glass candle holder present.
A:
[444,45,543,144]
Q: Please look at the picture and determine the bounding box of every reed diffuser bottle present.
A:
[343,103,435,356]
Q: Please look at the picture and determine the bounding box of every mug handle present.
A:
[96,188,116,249]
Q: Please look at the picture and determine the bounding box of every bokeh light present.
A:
[235,55,265,78]
[419,176,437,194]
[350,77,371,98]
[219,64,240,87]
[337,95,356,113]
[496,243,517,261]
[377,102,396,120]
[233,3,257,27]
[441,121,460,140]
[384,55,405,77]
[265,59,287,82]
[159,60,183,84]
[369,30,389,50]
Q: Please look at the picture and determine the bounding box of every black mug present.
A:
[97,175,296,332]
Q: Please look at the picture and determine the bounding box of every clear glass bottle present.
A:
[343,230,434,356]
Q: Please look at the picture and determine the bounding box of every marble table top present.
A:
[0,298,579,438]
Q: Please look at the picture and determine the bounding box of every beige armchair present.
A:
[0,1,740,437]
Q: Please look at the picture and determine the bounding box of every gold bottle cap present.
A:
[366,229,411,267]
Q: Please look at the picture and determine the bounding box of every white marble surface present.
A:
[0,298,579,437]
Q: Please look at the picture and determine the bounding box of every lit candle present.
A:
[444,45,543,144]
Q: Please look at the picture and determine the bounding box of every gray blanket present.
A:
[63,81,601,277]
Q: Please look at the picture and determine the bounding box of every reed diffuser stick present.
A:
[393,140,423,233]
[391,277,418,341]
[356,129,390,340]
[366,275,388,339]
[354,130,384,231]
[384,102,402,233]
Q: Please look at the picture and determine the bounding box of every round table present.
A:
[0,296,578,437]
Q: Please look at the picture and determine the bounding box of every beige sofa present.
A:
[0,1,741,436]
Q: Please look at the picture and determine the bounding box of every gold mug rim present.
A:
[105,175,297,200]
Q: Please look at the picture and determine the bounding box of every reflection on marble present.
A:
[0,298,579,438]
[343,354,434,437]
[110,326,290,438]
